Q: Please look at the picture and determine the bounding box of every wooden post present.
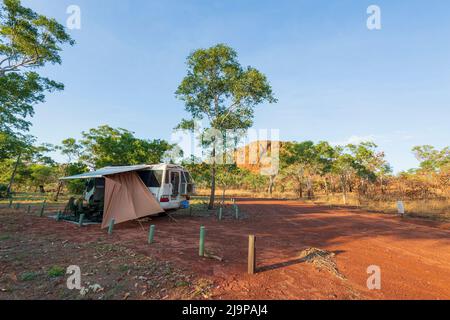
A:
[8,198,12,208]
[108,219,115,235]
[218,207,223,221]
[148,225,155,244]
[15,203,20,210]
[79,214,85,227]
[39,201,46,217]
[199,226,205,257]
[189,205,193,216]
[27,205,31,214]
[248,235,256,275]
[234,205,239,220]
[56,210,62,221]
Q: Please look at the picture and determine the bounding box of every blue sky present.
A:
[23,0,450,172]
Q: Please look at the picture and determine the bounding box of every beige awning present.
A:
[101,171,163,229]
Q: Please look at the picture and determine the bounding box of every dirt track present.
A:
[2,199,450,300]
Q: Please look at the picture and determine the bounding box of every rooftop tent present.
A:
[60,165,163,228]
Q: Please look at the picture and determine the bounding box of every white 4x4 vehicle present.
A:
[83,164,196,210]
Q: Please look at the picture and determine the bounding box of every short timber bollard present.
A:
[79,214,85,227]
[148,225,155,244]
[248,235,256,275]
[218,207,223,221]
[189,205,193,216]
[39,201,46,217]
[108,219,115,235]
[234,204,239,220]
[27,205,31,214]
[8,198,12,208]
[199,226,205,257]
[397,201,405,216]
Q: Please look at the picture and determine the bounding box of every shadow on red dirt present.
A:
[1,199,450,300]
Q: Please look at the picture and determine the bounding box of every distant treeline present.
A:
[184,141,449,204]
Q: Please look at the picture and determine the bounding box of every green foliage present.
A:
[176,44,276,131]
[0,182,7,198]
[0,0,73,194]
[0,0,74,135]
[78,125,175,168]
[0,132,34,162]
[47,265,65,278]
[182,160,211,188]
[0,72,63,133]
[176,43,276,208]
[57,138,82,162]
[242,170,268,192]
[216,165,242,189]
[413,145,450,172]
[64,162,88,194]
[29,163,57,188]
[20,271,38,281]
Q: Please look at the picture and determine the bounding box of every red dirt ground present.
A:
[2,199,450,300]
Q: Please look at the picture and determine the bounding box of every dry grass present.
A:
[196,189,450,221]
[196,188,298,199]
[310,194,450,221]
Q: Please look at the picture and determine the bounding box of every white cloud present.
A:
[333,132,415,146]
[332,134,379,146]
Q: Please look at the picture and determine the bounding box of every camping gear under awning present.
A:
[59,165,163,228]
[102,171,163,229]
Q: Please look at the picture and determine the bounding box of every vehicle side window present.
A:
[184,171,192,183]
[137,170,163,188]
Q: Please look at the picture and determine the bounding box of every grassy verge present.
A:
[196,189,450,221]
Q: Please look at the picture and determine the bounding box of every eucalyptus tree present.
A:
[283,141,320,199]
[78,125,174,169]
[0,0,74,194]
[0,0,74,134]
[348,142,391,196]
[331,148,356,205]
[176,44,276,209]
[413,145,450,172]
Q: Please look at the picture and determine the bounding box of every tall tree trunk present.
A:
[208,145,216,210]
[7,153,21,196]
[324,177,329,196]
[306,177,313,199]
[297,178,303,199]
[341,175,347,205]
[380,176,385,195]
[54,181,63,201]
[268,175,275,198]
[330,176,335,195]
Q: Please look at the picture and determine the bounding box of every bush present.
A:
[0,183,8,199]
[20,272,39,281]
[47,266,65,278]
